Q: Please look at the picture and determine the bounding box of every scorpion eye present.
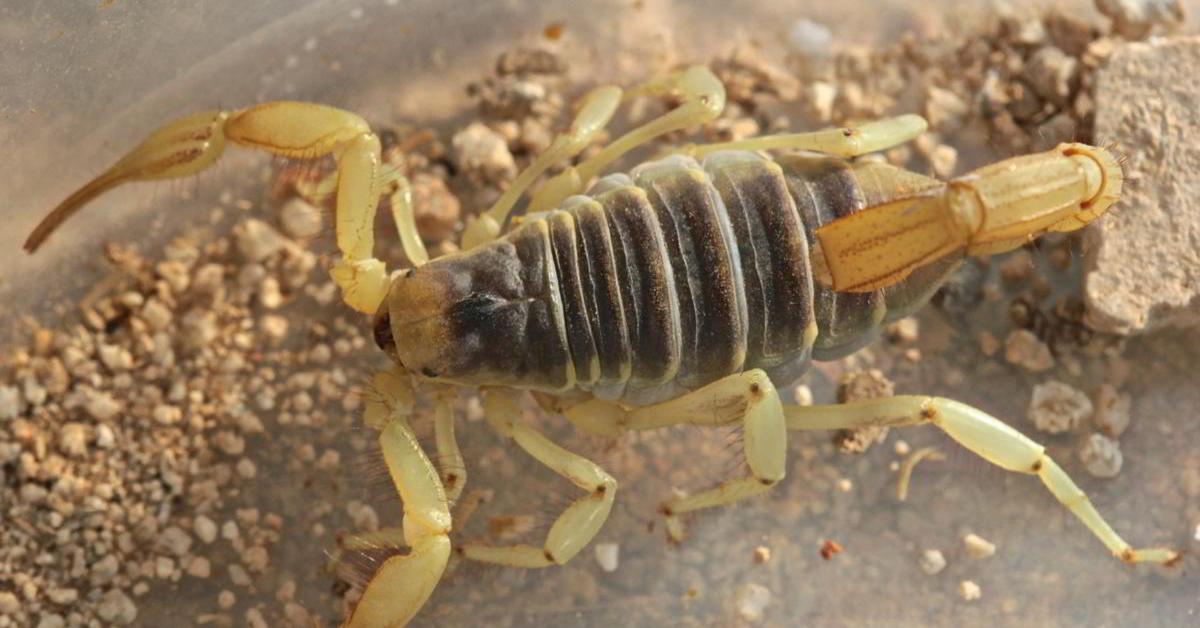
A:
[372,309,395,354]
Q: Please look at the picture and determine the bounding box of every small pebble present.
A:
[0,385,20,419]
[46,588,78,606]
[1079,433,1124,478]
[1028,380,1093,434]
[36,614,65,628]
[194,515,218,544]
[451,122,517,183]
[788,18,833,58]
[886,317,920,343]
[83,390,122,421]
[594,542,619,573]
[963,533,996,559]
[959,580,982,601]
[58,423,90,458]
[217,590,236,610]
[279,197,323,239]
[0,591,20,614]
[753,546,771,564]
[735,582,772,622]
[1092,384,1132,438]
[157,525,193,556]
[96,590,137,625]
[234,219,288,262]
[1005,330,1055,372]
[186,556,212,578]
[919,549,947,575]
[978,331,1000,357]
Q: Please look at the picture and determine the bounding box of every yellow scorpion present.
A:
[26,65,1176,627]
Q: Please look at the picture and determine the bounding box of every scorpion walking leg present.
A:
[521,65,728,217]
[345,417,452,628]
[785,396,1179,565]
[462,86,622,248]
[463,65,726,247]
[23,102,423,314]
[459,389,616,567]
[683,114,928,159]
[565,369,787,540]
[431,390,467,507]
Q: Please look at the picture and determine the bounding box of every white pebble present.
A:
[1193,523,1200,542]
[1079,433,1123,478]
[963,533,996,559]
[95,424,115,449]
[1028,381,1092,434]
[919,549,947,575]
[958,580,982,601]
[736,582,772,622]
[594,542,619,572]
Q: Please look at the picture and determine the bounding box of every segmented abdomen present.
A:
[523,151,955,405]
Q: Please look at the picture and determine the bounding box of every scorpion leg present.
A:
[461,86,622,249]
[565,369,787,541]
[431,389,467,507]
[786,396,1180,565]
[459,389,616,567]
[683,114,928,158]
[24,102,422,314]
[344,416,452,628]
[521,66,727,217]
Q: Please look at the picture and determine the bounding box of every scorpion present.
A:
[25,65,1179,627]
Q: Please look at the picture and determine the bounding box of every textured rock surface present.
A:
[1085,37,1200,334]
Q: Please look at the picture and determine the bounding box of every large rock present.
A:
[1085,36,1200,334]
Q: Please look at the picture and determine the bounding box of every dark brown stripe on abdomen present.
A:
[707,153,815,371]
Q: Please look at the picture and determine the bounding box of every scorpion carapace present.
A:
[25,64,1175,628]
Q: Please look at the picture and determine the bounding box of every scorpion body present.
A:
[386,151,952,405]
[25,63,1180,628]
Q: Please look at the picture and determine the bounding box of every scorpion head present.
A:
[373,231,572,391]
